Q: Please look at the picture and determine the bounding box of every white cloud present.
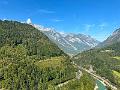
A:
[84,24,95,31]
[52,19,64,22]
[38,9,55,14]
[83,22,108,31]
[29,9,55,17]
[98,23,108,30]
[26,18,32,24]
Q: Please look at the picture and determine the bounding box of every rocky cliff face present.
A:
[34,24,100,56]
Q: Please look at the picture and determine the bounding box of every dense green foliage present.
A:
[0,20,65,59]
[73,42,120,88]
[112,70,120,84]
[0,46,75,90]
[57,72,95,90]
[0,20,76,90]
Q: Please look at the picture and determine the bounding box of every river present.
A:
[96,80,107,90]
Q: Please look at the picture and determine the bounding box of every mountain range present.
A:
[97,28,120,48]
[0,20,95,90]
[33,23,100,56]
[73,27,120,89]
[0,19,120,89]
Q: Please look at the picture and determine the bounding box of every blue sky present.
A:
[0,0,120,41]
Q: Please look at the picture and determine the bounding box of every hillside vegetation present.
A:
[0,20,96,90]
[0,20,76,90]
[73,42,120,88]
[57,72,95,90]
[0,20,65,59]
[97,28,120,48]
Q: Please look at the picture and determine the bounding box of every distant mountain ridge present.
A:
[73,28,120,89]
[97,28,120,48]
[33,24,100,56]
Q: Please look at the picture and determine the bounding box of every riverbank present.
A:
[94,84,98,90]
[96,80,107,90]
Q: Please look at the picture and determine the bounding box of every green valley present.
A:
[0,20,95,90]
[73,42,120,89]
[0,20,73,90]
[1,0,120,90]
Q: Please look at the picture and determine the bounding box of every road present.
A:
[55,79,75,89]
[76,65,117,90]
[55,66,83,89]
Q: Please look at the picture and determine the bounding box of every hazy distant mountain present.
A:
[34,24,100,56]
[97,28,120,48]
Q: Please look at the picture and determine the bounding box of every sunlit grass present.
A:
[112,70,120,84]
[35,56,66,68]
[113,70,120,77]
[112,56,120,60]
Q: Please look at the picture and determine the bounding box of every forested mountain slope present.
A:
[0,20,95,90]
[0,20,75,90]
[0,20,66,59]
[73,42,120,89]
[97,28,120,48]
